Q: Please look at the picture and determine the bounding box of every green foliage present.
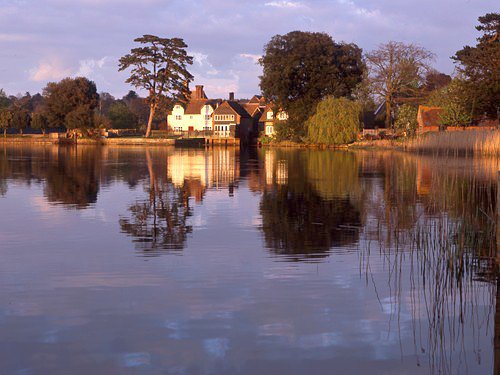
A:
[427,78,472,126]
[274,120,296,142]
[11,108,31,131]
[0,89,12,110]
[452,13,500,117]
[65,106,95,130]
[107,101,138,129]
[259,31,364,139]
[43,77,99,130]
[119,35,194,137]
[440,103,472,127]
[31,112,49,132]
[0,109,13,135]
[94,113,111,129]
[394,104,418,136]
[306,97,361,145]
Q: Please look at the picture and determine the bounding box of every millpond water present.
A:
[0,144,498,374]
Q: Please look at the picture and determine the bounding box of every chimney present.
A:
[229,92,235,101]
[195,85,204,100]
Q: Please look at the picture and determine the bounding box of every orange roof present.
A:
[417,106,444,128]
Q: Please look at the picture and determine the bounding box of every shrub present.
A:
[306,97,361,145]
[427,78,472,127]
[394,104,418,136]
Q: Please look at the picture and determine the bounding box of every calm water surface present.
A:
[0,145,498,374]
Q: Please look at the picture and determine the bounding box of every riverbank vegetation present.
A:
[259,12,498,149]
[306,97,361,145]
[405,129,500,156]
[0,13,497,150]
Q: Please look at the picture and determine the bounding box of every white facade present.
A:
[168,104,214,132]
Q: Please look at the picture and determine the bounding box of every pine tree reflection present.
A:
[119,149,192,254]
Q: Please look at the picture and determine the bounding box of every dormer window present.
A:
[267,111,274,120]
[278,112,288,121]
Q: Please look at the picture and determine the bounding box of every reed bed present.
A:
[406,129,500,156]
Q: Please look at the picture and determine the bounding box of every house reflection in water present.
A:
[167,148,239,202]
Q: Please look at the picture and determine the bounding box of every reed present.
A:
[406,129,500,156]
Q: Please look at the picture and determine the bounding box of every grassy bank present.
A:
[405,129,499,156]
[263,129,499,156]
[0,135,176,146]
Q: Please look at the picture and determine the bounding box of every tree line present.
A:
[0,79,152,137]
[0,12,496,142]
[259,12,499,144]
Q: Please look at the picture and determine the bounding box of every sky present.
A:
[0,0,495,99]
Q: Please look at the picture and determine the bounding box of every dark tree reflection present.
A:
[119,150,192,254]
[44,146,100,208]
[259,149,362,261]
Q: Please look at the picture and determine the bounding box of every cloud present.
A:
[75,57,108,77]
[239,53,261,63]
[0,33,30,42]
[337,0,381,19]
[1,0,495,97]
[264,1,303,8]
[29,58,73,82]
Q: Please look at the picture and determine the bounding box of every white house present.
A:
[259,104,289,137]
[167,85,217,132]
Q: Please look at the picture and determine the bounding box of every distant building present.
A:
[243,95,266,138]
[167,85,219,132]
[258,104,288,137]
[212,93,254,142]
[417,106,444,132]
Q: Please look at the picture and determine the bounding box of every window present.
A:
[266,125,274,135]
[267,111,273,120]
[205,115,211,121]
[214,114,235,121]
[190,116,193,119]
[175,115,182,120]
[278,112,288,121]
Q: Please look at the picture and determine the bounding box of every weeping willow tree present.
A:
[306,97,361,145]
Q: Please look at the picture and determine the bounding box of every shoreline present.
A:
[0,136,177,146]
[1,130,498,156]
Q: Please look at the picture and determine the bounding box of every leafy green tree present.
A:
[427,78,472,127]
[65,105,94,131]
[123,91,150,128]
[366,41,434,129]
[11,108,31,134]
[259,31,364,140]
[0,109,13,136]
[424,70,452,92]
[107,101,138,129]
[453,13,499,118]
[43,77,99,130]
[94,113,111,129]
[394,104,418,136]
[306,97,361,145]
[119,35,194,137]
[0,89,12,110]
[98,92,116,116]
[31,112,49,134]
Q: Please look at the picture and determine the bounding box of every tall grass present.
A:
[406,129,500,156]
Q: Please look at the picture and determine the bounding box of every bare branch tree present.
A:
[366,41,434,129]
